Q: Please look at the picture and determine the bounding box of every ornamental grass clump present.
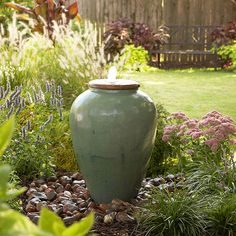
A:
[0,16,107,107]
[137,190,206,236]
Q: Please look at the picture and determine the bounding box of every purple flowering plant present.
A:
[162,111,236,170]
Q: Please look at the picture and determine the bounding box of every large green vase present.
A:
[70,79,157,203]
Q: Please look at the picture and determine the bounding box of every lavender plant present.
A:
[0,80,76,178]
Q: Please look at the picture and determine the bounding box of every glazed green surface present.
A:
[70,88,157,203]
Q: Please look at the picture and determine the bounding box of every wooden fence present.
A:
[151,25,221,69]
[78,0,236,32]
[78,0,236,68]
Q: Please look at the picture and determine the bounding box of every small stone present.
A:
[63,203,79,213]
[63,216,77,226]
[71,173,82,180]
[64,191,72,198]
[60,176,71,186]
[26,202,36,212]
[73,180,85,185]
[166,174,175,182]
[30,182,36,188]
[36,201,47,211]
[111,199,132,212]
[56,207,63,215]
[167,182,175,192]
[47,176,57,182]
[32,215,40,224]
[79,207,87,213]
[153,177,166,186]
[26,188,37,197]
[144,183,153,189]
[27,212,39,220]
[29,197,41,205]
[103,213,115,224]
[32,192,48,201]
[115,212,135,223]
[65,184,72,191]
[79,201,87,208]
[46,190,57,201]
[158,183,169,191]
[97,203,110,212]
[88,201,96,209]
[56,185,64,194]
[39,184,48,191]
[35,179,46,186]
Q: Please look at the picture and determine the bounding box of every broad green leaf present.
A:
[38,208,65,235]
[0,209,38,236]
[0,165,11,198]
[62,213,94,236]
[53,222,67,236]
[0,117,15,157]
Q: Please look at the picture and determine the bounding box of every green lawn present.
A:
[122,69,236,121]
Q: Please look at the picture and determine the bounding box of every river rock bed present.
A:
[21,172,185,235]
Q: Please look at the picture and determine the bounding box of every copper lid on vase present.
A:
[88,79,140,90]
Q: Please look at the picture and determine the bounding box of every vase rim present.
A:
[88,79,140,90]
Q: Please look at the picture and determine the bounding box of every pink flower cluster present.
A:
[162,111,236,152]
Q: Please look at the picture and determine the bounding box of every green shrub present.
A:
[146,103,173,176]
[118,44,152,72]
[217,41,236,70]
[206,194,236,236]
[137,190,206,236]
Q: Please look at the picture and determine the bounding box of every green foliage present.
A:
[206,194,236,236]
[118,44,156,72]
[146,103,173,176]
[162,111,236,171]
[138,190,206,236]
[186,161,236,195]
[217,41,236,70]
[0,80,76,178]
[0,116,14,156]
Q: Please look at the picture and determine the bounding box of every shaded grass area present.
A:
[123,69,236,121]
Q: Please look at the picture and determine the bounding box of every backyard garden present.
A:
[0,0,236,236]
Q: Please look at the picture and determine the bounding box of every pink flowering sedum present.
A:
[162,111,236,155]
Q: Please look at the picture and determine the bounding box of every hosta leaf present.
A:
[0,165,11,198]
[38,208,65,235]
[62,213,94,236]
[0,117,15,157]
[0,209,38,236]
